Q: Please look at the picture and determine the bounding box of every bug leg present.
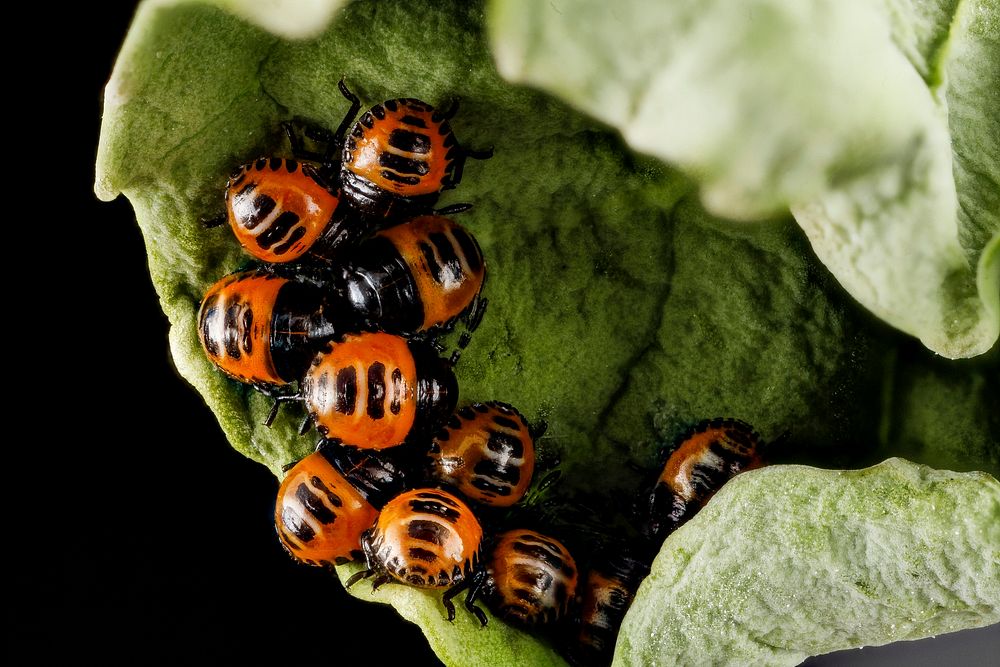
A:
[297,414,313,435]
[280,457,303,474]
[346,531,378,589]
[464,570,489,627]
[434,202,473,216]
[334,78,363,147]
[464,296,488,335]
[371,574,392,592]
[528,418,548,441]
[345,568,374,589]
[281,121,328,163]
[442,577,470,622]
[263,399,282,428]
[441,97,460,120]
[201,213,226,228]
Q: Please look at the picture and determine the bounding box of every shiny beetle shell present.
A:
[485,529,577,627]
[302,333,457,450]
[366,489,483,588]
[226,157,343,263]
[274,450,378,567]
[428,402,535,507]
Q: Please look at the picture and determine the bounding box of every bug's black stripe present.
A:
[359,111,376,129]
[409,499,461,522]
[240,193,276,231]
[367,362,386,420]
[200,295,220,357]
[379,170,421,185]
[418,241,445,286]
[451,226,483,273]
[399,114,427,128]
[407,519,449,546]
[256,211,300,250]
[379,151,429,176]
[371,104,387,119]
[269,157,283,170]
[416,491,460,506]
[458,406,477,420]
[235,181,256,198]
[513,588,538,604]
[281,506,315,542]
[474,459,520,485]
[255,157,268,170]
[516,533,564,553]
[240,308,253,355]
[492,415,520,431]
[335,367,357,415]
[512,542,573,576]
[470,477,511,496]
[223,302,243,359]
[389,368,403,415]
[285,159,298,173]
[428,232,464,284]
[310,476,343,507]
[487,431,524,458]
[295,482,335,524]
[388,129,430,154]
[408,547,438,563]
[272,225,307,256]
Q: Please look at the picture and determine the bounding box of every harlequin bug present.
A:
[335,215,487,339]
[221,157,362,263]
[481,529,577,627]
[569,549,650,666]
[346,488,488,625]
[301,332,458,450]
[643,418,765,542]
[197,269,339,387]
[339,82,493,220]
[427,402,540,507]
[274,449,378,567]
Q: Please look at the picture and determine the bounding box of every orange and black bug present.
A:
[569,550,650,666]
[338,82,492,220]
[221,157,362,263]
[643,418,765,542]
[335,215,487,341]
[197,269,339,387]
[301,332,458,450]
[274,449,378,567]
[427,402,541,507]
[481,529,577,628]
[346,488,488,625]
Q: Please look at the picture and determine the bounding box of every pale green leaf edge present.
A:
[615,458,1000,667]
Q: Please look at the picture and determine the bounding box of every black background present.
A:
[22,3,995,665]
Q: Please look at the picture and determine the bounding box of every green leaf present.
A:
[97,0,999,664]
[488,0,1000,359]
[616,459,1000,666]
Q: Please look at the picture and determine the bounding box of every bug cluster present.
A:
[196,81,773,666]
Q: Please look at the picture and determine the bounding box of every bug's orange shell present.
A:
[371,489,482,589]
[302,333,418,449]
[378,216,485,331]
[275,451,378,567]
[344,99,455,197]
[658,419,764,501]
[198,271,286,385]
[488,529,577,626]
[429,402,535,507]
[226,158,340,263]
